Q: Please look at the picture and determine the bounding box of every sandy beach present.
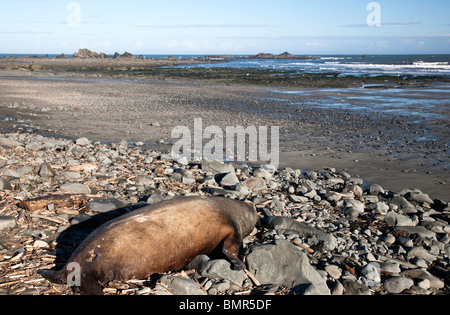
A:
[0,63,448,201]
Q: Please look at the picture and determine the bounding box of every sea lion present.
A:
[39,196,257,295]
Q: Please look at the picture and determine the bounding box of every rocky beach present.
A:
[0,53,449,295]
[0,132,449,295]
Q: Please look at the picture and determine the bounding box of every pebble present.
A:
[383,277,414,294]
[158,275,206,295]
[33,240,49,248]
[76,137,91,146]
[417,279,431,290]
[403,189,434,204]
[384,210,414,227]
[197,259,247,287]
[38,163,56,178]
[391,196,417,214]
[341,280,371,295]
[201,159,234,174]
[0,168,21,178]
[218,172,240,187]
[383,234,396,246]
[402,269,445,289]
[86,198,127,213]
[0,177,13,190]
[0,216,17,230]
[242,177,267,191]
[325,264,342,280]
[0,136,23,148]
[395,226,436,239]
[406,247,437,263]
[60,183,92,194]
[342,199,365,218]
[369,184,385,195]
[62,171,82,180]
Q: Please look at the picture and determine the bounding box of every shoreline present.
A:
[0,68,448,201]
[0,63,449,296]
[2,54,449,89]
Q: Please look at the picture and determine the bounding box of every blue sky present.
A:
[1,0,449,55]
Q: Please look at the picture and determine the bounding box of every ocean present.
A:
[1,54,449,77]
[176,55,450,77]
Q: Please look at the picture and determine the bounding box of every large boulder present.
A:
[246,240,330,295]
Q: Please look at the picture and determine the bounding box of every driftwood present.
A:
[244,269,261,287]
[292,240,315,254]
[18,194,103,211]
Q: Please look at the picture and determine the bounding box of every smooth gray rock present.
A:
[246,240,330,295]
[0,168,21,178]
[0,137,23,148]
[402,269,445,289]
[390,196,417,214]
[395,226,436,239]
[61,171,82,180]
[76,137,91,146]
[187,254,211,272]
[187,255,247,287]
[60,183,92,194]
[368,201,390,214]
[0,216,17,230]
[383,277,413,294]
[25,142,44,151]
[38,163,56,178]
[420,221,447,234]
[383,234,396,246]
[369,184,385,195]
[212,281,231,293]
[266,216,337,251]
[87,199,127,213]
[384,211,413,227]
[199,259,247,287]
[0,177,13,191]
[146,193,165,205]
[325,264,342,280]
[341,280,371,295]
[330,281,345,295]
[201,160,234,175]
[379,262,401,275]
[158,275,206,295]
[406,247,437,263]
[242,177,267,191]
[405,191,434,204]
[218,172,240,187]
[360,263,382,288]
[343,199,365,213]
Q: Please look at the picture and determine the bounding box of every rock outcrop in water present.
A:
[249,52,318,60]
[72,49,136,60]
[73,49,107,59]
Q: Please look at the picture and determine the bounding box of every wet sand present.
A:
[0,69,448,201]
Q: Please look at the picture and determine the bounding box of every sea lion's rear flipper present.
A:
[38,269,67,285]
[39,269,104,295]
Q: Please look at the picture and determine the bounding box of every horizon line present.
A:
[1,52,450,56]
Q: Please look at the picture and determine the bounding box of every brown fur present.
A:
[39,196,257,295]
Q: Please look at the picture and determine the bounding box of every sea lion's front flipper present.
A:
[222,230,245,271]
